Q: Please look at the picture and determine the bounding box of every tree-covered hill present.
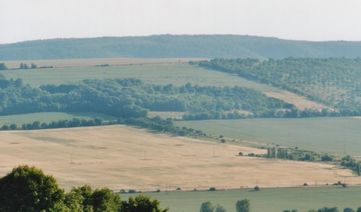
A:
[197,58,361,114]
[2,35,361,60]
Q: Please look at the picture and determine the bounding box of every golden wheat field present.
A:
[0,125,359,191]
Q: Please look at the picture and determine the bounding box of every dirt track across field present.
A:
[0,125,359,191]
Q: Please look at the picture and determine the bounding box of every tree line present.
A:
[0,116,206,138]
[196,58,361,116]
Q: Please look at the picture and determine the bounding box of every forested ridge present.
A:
[197,58,361,115]
[3,35,361,60]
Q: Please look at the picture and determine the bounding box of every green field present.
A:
[0,112,116,126]
[176,118,361,156]
[123,187,361,212]
[2,63,284,90]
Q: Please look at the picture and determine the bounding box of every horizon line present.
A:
[2,33,361,45]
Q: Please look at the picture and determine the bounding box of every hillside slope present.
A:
[2,35,361,60]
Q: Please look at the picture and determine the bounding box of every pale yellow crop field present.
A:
[0,125,359,191]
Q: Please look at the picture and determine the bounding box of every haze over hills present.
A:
[2,35,361,60]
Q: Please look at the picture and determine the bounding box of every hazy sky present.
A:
[1,0,361,44]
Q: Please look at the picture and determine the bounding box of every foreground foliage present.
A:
[0,165,168,212]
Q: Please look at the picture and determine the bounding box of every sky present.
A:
[1,0,361,44]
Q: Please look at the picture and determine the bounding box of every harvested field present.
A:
[264,90,331,110]
[0,125,360,191]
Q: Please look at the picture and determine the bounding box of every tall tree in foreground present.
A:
[0,165,65,211]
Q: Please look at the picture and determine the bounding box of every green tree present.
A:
[30,63,37,69]
[20,63,29,69]
[215,204,227,212]
[356,207,361,212]
[92,188,121,212]
[236,199,250,212]
[0,63,7,70]
[344,208,355,212]
[64,185,93,211]
[9,123,17,130]
[200,201,214,212]
[0,165,65,211]
[121,195,168,212]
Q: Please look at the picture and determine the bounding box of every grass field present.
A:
[0,112,116,126]
[1,125,359,192]
[1,58,326,110]
[176,118,361,156]
[123,187,361,212]
[0,57,205,69]
[2,63,251,87]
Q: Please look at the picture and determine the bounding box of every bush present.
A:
[236,199,250,212]
[0,63,7,70]
[208,187,216,191]
[200,201,214,212]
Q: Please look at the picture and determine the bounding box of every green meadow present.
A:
[123,187,361,212]
[1,63,265,87]
[176,117,361,156]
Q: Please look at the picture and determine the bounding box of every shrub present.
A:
[208,187,216,191]
[236,199,250,212]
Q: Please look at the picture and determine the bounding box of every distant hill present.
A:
[1,35,361,60]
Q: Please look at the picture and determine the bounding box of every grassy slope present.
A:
[123,187,361,212]
[0,112,116,126]
[176,118,361,156]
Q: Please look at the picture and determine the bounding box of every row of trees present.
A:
[0,165,168,212]
[0,63,39,70]
[19,62,37,69]
[197,58,361,115]
[0,116,206,137]
[0,118,103,131]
